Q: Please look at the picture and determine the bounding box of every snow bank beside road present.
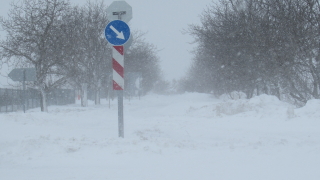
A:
[186,94,294,119]
[296,99,320,118]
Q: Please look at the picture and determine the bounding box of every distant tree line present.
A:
[0,0,161,111]
[183,0,320,105]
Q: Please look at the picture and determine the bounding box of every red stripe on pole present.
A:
[113,58,124,78]
[113,80,123,90]
[113,46,124,55]
[112,45,124,90]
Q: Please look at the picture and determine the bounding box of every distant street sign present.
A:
[107,1,132,23]
[8,68,36,113]
[8,68,36,82]
[105,20,131,46]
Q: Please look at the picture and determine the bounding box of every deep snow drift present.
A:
[1,93,320,180]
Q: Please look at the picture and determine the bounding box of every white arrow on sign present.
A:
[110,25,125,40]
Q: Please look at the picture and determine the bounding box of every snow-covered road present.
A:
[1,93,320,180]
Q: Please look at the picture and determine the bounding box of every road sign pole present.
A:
[23,69,26,113]
[105,1,132,138]
[112,45,125,138]
[118,90,124,137]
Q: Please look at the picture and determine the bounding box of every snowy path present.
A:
[1,93,320,180]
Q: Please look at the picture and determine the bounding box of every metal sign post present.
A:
[112,45,125,138]
[23,69,26,113]
[8,68,36,113]
[105,1,132,138]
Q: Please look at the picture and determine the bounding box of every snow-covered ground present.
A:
[1,93,320,180]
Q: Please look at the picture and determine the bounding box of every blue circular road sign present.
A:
[105,20,131,46]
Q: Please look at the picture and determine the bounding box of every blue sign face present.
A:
[105,20,131,46]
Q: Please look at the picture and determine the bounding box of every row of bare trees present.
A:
[0,0,161,111]
[183,0,320,105]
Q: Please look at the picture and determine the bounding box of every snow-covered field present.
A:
[1,93,320,180]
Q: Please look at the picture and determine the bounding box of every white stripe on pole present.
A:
[113,47,124,67]
[113,69,124,88]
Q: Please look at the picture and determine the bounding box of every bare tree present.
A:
[57,1,111,106]
[0,0,163,110]
[125,31,162,94]
[185,0,320,105]
[0,0,70,112]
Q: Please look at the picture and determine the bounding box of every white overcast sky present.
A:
[0,0,213,82]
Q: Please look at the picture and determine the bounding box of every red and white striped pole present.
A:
[112,45,124,138]
[112,46,124,90]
